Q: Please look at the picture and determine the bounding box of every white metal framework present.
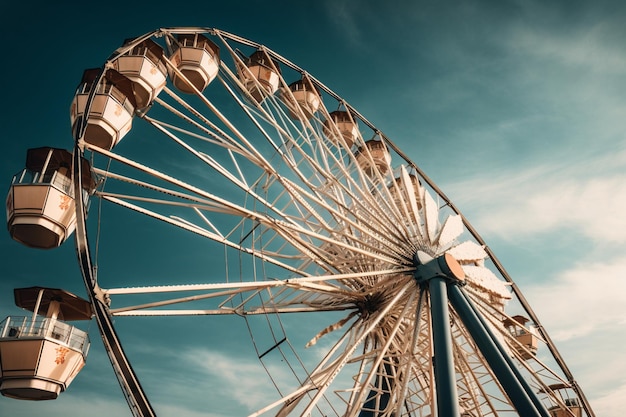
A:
[66,27,593,417]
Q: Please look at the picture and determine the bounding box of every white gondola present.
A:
[283,76,321,119]
[323,110,358,149]
[0,287,92,401]
[6,148,95,249]
[168,33,220,93]
[241,50,281,103]
[355,138,392,176]
[70,68,137,150]
[503,315,539,360]
[541,384,583,417]
[110,38,168,108]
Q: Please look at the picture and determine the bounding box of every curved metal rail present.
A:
[72,75,156,416]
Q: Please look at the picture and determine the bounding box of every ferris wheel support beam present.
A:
[447,284,550,417]
[428,277,461,417]
[456,286,552,416]
[414,252,464,417]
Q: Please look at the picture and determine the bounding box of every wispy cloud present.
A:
[446,147,626,246]
[115,338,293,415]
[0,393,131,417]
[442,126,626,416]
[526,256,626,341]
[497,7,626,146]
[593,383,626,417]
[509,9,626,75]
[322,0,364,48]
[523,255,626,414]
[184,349,280,409]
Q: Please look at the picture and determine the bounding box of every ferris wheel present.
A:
[2,27,596,417]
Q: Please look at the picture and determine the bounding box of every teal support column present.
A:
[448,284,548,417]
[455,287,551,417]
[429,278,460,417]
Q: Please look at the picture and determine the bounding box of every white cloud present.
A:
[443,145,626,416]
[525,256,626,341]
[524,256,626,417]
[592,383,626,417]
[510,15,626,75]
[180,348,295,413]
[0,393,130,417]
[447,149,626,246]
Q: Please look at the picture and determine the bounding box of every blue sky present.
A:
[1,1,625,416]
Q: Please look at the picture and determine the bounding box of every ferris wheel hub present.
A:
[413,251,466,284]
